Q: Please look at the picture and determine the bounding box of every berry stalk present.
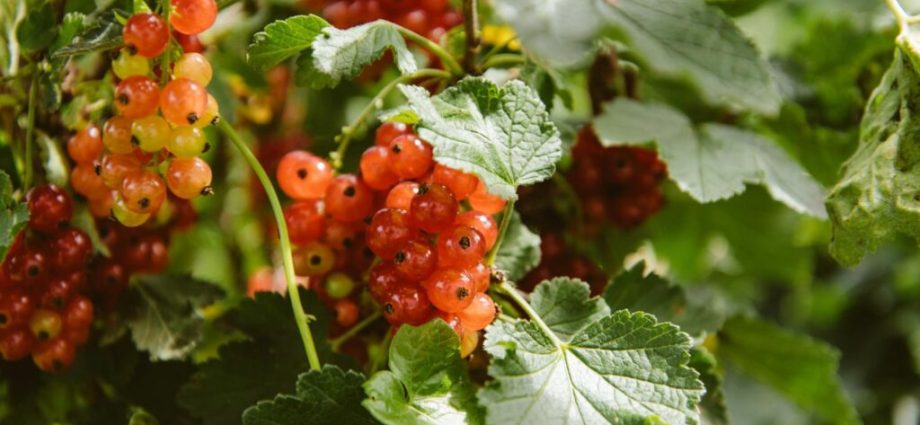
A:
[218,119,322,371]
[484,199,515,266]
[462,0,480,74]
[395,26,464,76]
[496,278,561,346]
[329,310,382,352]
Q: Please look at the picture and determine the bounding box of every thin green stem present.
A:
[886,0,910,31]
[23,71,38,189]
[485,200,515,266]
[329,311,382,352]
[462,0,480,74]
[481,53,526,70]
[218,119,322,371]
[497,280,561,346]
[396,26,464,76]
[332,68,451,169]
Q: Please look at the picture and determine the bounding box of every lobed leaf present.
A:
[308,20,417,88]
[247,15,329,72]
[0,170,27,262]
[493,211,541,282]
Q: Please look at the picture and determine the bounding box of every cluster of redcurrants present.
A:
[0,186,94,372]
[69,2,218,227]
[520,232,607,296]
[273,122,504,355]
[305,0,461,41]
[567,126,666,229]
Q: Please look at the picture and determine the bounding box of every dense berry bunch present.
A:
[71,2,218,227]
[520,232,607,295]
[306,0,462,42]
[270,122,504,355]
[567,126,666,229]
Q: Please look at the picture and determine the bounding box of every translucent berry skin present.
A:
[6,247,47,284]
[335,298,359,327]
[0,327,36,361]
[393,238,437,282]
[432,164,478,200]
[115,76,160,119]
[193,94,220,128]
[67,125,103,164]
[360,146,399,190]
[160,78,208,126]
[367,208,416,260]
[324,272,355,299]
[29,309,63,342]
[103,116,136,154]
[41,278,75,310]
[432,310,463,335]
[385,181,420,211]
[468,180,506,215]
[120,170,167,214]
[388,134,433,179]
[382,285,431,326]
[423,268,474,313]
[293,242,335,276]
[132,115,171,152]
[112,197,151,227]
[323,220,362,251]
[48,228,92,271]
[168,126,208,157]
[32,337,75,373]
[167,157,213,199]
[175,31,205,53]
[173,52,213,86]
[120,233,169,273]
[277,150,334,200]
[437,225,486,269]
[376,122,412,146]
[170,0,218,35]
[457,293,496,331]
[63,296,94,332]
[409,183,458,233]
[123,13,169,58]
[368,262,402,303]
[26,184,72,233]
[467,262,490,293]
[455,211,498,251]
[100,153,143,189]
[112,48,150,79]
[284,200,325,245]
[324,175,374,223]
[89,190,117,218]
[0,291,35,328]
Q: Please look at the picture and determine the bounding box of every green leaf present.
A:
[247,15,329,72]
[494,211,541,282]
[51,13,122,58]
[0,170,28,261]
[363,320,483,425]
[122,275,224,361]
[36,131,68,188]
[825,49,920,266]
[494,0,780,114]
[595,99,827,218]
[0,0,26,76]
[50,13,86,54]
[16,0,56,53]
[480,279,704,425]
[307,20,417,88]
[719,316,858,425]
[399,78,563,200]
[242,365,376,425]
[179,290,344,425]
[689,347,727,425]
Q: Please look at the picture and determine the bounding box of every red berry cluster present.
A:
[567,126,666,229]
[0,186,93,372]
[69,2,218,227]
[520,232,607,296]
[307,0,461,41]
[272,122,505,354]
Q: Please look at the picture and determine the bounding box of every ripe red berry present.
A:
[367,208,416,260]
[388,134,433,179]
[431,164,478,200]
[466,262,490,293]
[455,211,498,251]
[63,296,94,331]
[393,238,437,282]
[457,293,496,331]
[323,220,362,251]
[0,327,36,360]
[277,150,334,200]
[0,291,35,328]
[115,76,160,119]
[26,184,73,233]
[29,309,63,342]
[385,181,420,211]
[335,298,359,327]
[382,284,431,326]
[325,175,374,223]
[41,277,76,311]
[120,233,169,274]
[376,122,412,146]
[93,260,128,296]
[32,337,75,373]
[284,200,325,245]
[160,78,208,126]
[48,228,92,271]
[100,153,143,189]
[409,183,458,233]
[437,225,485,269]
[468,180,506,215]
[6,247,48,284]
[167,157,213,199]
[431,310,463,335]
[175,31,205,53]
[368,262,402,302]
[293,242,335,276]
[123,13,169,58]
[423,268,474,313]
[71,163,109,200]
[170,0,218,35]
[120,170,167,214]
[67,125,103,164]
[360,146,399,190]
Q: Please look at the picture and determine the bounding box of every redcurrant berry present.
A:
[409,183,457,233]
[170,0,218,35]
[167,157,213,199]
[455,211,498,251]
[324,175,374,223]
[277,150,334,200]
[67,125,103,164]
[48,228,92,271]
[160,78,208,126]
[293,242,335,276]
[360,146,399,190]
[115,76,160,119]
[375,122,412,146]
[120,170,167,214]
[423,268,474,313]
[26,185,72,233]
[284,200,325,245]
[468,180,506,215]
[123,13,169,58]
[388,134,433,179]
[437,225,485,268]
[457,293,496,331]
[382,284,431,326]
[393,238,436,282]
[32,337,75,373]
[432,164,478,200]
[368,262,402,303]
[385,181,419,211]
[0,327,36,361]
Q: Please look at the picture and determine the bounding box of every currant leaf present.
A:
[247,15,329,72]
[398,78,563,200]
[719,316,859,424]
[0,170,28,262]
[307,20,417,89]
[825,49,920,265]
[122,275,224,361]
[242,365,377,425]
[494,211,541,282]
[595,99,827,217]
[480,278,704,425]
[363,320,484,425]
[51,13,122,58]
